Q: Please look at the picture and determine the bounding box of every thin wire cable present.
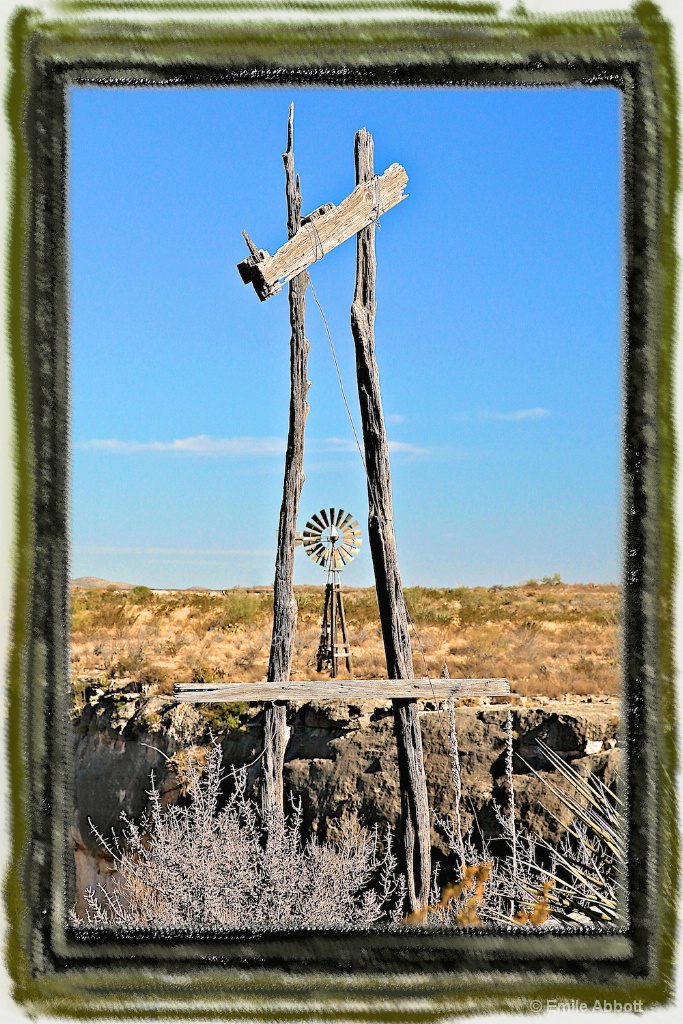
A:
[308,279,367,475]
[373,174,383,227]
[308,276,444,721]
[305,218,325,262]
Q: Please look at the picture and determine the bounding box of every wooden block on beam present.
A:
[174,678,510,703]
[237,163,408,301]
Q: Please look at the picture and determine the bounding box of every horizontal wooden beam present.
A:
[237,162,408,301]
[174,677,510,703]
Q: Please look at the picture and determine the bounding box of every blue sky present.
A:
[69,85,621,589]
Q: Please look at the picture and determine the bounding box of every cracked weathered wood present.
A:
[350,127,431,916]
[175,678,510,703]
[237,162,408,300]
[260,103,309,822]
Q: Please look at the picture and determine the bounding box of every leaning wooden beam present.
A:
[260,103,309,822]
[237,162,408,300]
[350,128,431,917]
[175,678,510,703]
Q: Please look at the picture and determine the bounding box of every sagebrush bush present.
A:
[75,745,406,932]
[75,716,624,933]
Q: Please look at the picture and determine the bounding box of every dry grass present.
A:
[70,580,620,702]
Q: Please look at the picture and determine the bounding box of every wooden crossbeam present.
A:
[174,678,509,703]
[237,162,408,300]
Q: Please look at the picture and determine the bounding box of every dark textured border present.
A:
[4,1,678,1017]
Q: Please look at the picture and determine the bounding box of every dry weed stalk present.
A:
[435,707,625,930]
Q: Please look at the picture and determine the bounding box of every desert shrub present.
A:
[189,663,225,684]
[71,677,90,715]
[540,573,562,586]
[71,591,140,634]
[294,590,322,619]
[404,587,454,626]
[432,705,625,930]
[198,702,248,737]
[337,590,380,627]
[166,745,211,796]
[222,590,264,626]
[138,664,173,694]
[76,709,624,934]
[107,652,145,679]
[75,746,406,932]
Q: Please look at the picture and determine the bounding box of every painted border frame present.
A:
[4,1,678,1016]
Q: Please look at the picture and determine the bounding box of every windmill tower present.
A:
[302,507,361,676]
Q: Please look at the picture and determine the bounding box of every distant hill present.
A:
[71,576,135,591]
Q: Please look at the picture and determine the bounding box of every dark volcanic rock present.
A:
[70,691,621,914]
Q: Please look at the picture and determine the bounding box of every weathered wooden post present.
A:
[350,128,432,915]
[178,119,510,910]
[260,103,309,820]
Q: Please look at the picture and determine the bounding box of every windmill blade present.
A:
[303,506,361,572]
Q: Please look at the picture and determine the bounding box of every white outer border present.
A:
[0,2,679,1020]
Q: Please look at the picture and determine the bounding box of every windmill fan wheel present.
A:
[302,508,362,571]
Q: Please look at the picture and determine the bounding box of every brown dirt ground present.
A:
[70,581,620,710]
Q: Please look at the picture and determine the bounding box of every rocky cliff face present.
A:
[71,685,620,918]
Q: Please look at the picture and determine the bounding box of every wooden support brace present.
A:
[175,678,510,703]
[237,163,408,300]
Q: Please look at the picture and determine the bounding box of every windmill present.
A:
[302,507,361,676]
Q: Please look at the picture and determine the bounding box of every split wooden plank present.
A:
[237,162,408,301]
[175,678,510,703]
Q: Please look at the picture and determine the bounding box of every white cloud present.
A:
[74,546,271,556]
[76,434,430,457]
[481,408,550,422]
[76,435,285,455]
[386,413,407,424]
[387,440,430,455]
[311,437,357,453]
[310,437,429,456]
